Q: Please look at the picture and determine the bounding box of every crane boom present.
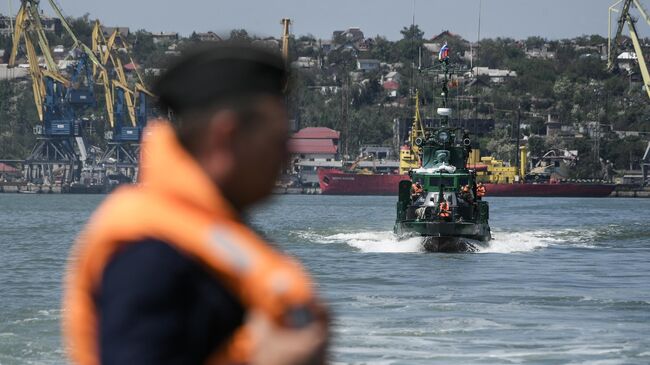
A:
[45,0,102,66]
[41,1,115,126]
[633,0,650,25]
[626,14,650,98]
[608,0,634,71]
[281,18,291,61]
[609,0,650,99]
[90,21,155,128]
[9,1,71,122]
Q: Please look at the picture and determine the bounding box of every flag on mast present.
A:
[438,42,450,61]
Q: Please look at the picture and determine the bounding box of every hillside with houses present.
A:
[1,15,649,181]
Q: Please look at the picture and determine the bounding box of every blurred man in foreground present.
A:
[63,44,328,365]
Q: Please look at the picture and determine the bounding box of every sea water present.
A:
[1,194,649,364]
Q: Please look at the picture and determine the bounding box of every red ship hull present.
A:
[317,169,615,197]
[318,169,407,195]
[483,182,615,197]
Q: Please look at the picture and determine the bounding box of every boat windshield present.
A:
[416,192,457,207]
[428,176,455,187]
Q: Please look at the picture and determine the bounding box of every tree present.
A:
[370,36,397,63]
[396,24,425,65]
[525,36,546,49]
[230,29,252,43]
[526,135,547,157]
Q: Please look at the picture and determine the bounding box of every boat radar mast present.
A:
[437,43,453,127]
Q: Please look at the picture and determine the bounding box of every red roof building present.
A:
[288,139,337,154]
[382,80,400,91]
[291,127,340,140]
[288,127,340,157]
[0,162,18,173]
[123,62,138,72]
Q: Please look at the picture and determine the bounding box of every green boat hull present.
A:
[394,221,491,252]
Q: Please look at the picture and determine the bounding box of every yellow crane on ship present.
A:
[608,0,650,99]
[399,90,426,174]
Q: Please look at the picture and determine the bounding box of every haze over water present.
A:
[1,194,649,364]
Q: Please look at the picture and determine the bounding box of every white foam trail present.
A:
[302,228,595,254]
[478,230,558,254]
[307,231,424,253]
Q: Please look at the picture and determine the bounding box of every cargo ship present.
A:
[318,169,615,197]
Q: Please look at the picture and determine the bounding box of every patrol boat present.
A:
[393,125,492,252]
[394,48,491,252]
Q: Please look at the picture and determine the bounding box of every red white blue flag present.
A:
[438,43,449,61]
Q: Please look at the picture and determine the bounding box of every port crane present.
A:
[608,0,650,185]
[8,0,107,185]
[608,0,650,99]
[91,21,154,180]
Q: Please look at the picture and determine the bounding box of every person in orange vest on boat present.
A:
[438,196,452,220]
[460,184,474,204]
[476,182,486,200]
[411,181,424,201]
[63,44,328,365]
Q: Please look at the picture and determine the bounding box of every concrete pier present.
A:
[611,185,650,198]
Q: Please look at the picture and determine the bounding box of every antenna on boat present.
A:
[410,0,417,97]
[473,0,483,138]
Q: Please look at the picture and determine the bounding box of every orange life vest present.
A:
[477,185,486,197]
[439,201,451,218]
[63,121,320,365]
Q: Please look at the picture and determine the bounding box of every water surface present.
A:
[1,194,649,364]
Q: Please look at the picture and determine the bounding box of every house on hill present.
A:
[382,80,400,97]
[195,31,222,42]
[467,67,517,84]
[101,26,130,38]
[152,32,179,45]
[357,59,380,72]
[333,27,365,44]
[431,30,465,43]
[525,44,556,59]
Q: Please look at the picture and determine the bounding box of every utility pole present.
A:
[515,105,522,179]
[340,74,350,159]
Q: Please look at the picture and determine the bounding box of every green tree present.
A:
[396,24,425,65]
[526,135,547,157]
[230,29,252,43]
[370,36,397,63]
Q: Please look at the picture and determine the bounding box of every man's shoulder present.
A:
[104,238,196,280]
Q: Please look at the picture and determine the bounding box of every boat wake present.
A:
[301,231,425,253]
[298,228,599,254]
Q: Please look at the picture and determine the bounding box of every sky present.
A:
[2,0,650,41]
